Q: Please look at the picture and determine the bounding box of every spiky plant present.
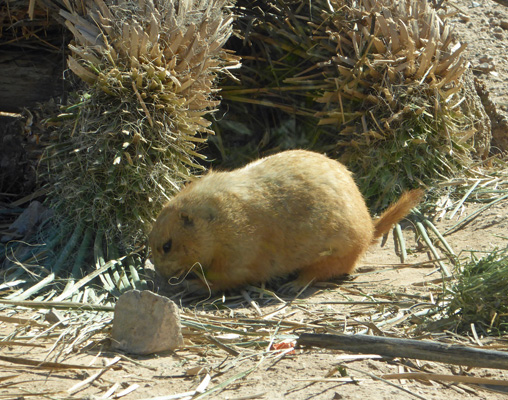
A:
[313,0,489,208]
[2,0,238,300]
[42,0,238,247]
[215,0,490,209]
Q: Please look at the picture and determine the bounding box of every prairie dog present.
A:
[149,150,423,290]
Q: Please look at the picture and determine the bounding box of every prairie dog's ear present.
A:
[206,209,216,222]
[202,205,217,222]
[179,212,194,227]
[179,205,217,226]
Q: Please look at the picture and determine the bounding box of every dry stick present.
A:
[0,299,115,311]
[114,383,140,398]
[241,290,263,316]
[297,333,508,370]
[205,334,240,357]
[0,374,19,383]
[412,275,454,286]
[101,382,121,399]
[67,356,121,394]
[0,355,102,370]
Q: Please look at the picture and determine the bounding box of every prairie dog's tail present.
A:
[373,189,424,240]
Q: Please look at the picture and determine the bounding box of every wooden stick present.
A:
[297,333,508,370]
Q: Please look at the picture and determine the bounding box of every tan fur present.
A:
[149,150,424,290]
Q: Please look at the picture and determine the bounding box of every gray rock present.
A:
[111,290,184,355]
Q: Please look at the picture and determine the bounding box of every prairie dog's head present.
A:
[149,199,217,282]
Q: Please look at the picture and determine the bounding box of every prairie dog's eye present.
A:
[162,239,172,254]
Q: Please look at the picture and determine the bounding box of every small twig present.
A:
[113,383,140,399]
[444,193,508,236]
[205,335,240,357]
[261,303,289,319]
[0,340,45,348]
[67,356,121,394]
[470,323,483,347]
[101,382,121,399]
[317,300,415,306]
[241,290,263,316]
[246,286,287,304]
[118,354,158,371]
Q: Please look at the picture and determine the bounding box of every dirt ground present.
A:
[2,0,508,399]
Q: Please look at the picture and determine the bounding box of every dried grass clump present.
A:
[447,248,508,335]
[41,0,239,249]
